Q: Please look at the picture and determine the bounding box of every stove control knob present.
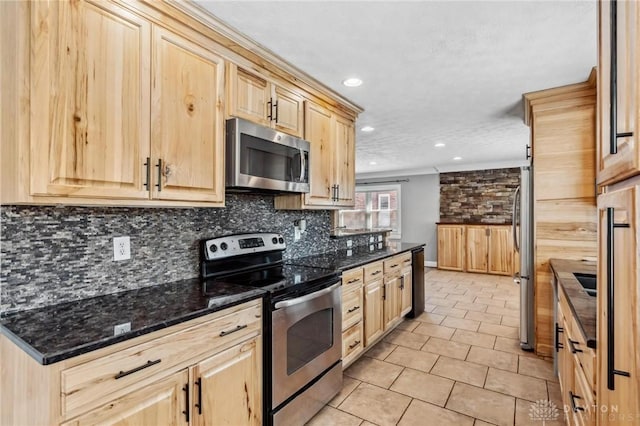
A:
[209,244,217,253]
[220,242,228,251]
[272,237,278,244]
[278,237,284,244]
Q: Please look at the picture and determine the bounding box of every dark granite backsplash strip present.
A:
[439,167,520,224]
[0,194,378,314]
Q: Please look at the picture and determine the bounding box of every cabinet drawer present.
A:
[61,300,262,418]
[342,267,364,293]
[567,312,595,390]
[572,364,595,426]
[384,254,409,276]
[363,261,383,282]
[342,322,364,367]
[342,287,363,331]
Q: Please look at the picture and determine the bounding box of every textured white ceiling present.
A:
[196,1,597,178]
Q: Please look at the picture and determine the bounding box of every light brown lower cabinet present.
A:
[0,299,263,426]
[438,224,514,276]
[557,289,596,426]
[344,253,412,368]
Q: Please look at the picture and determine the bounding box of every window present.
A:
[337,184,401,239]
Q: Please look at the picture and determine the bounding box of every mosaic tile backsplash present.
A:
[0,194,375,314]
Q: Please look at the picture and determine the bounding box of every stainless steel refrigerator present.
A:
[512,166,535,351]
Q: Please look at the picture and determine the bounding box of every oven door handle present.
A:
[274,282,341,310]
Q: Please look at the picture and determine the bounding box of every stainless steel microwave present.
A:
[226,118,310,193]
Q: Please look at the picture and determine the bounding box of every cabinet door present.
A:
[597,184,639,424]
[383,276,401,330]
[151,27,225,203]
[333,114,356,207]
[303,101,334,206]
[273,85,304,137]
[30,0,151,199]
[488,226,514,276]
[597,0,640,185]
[400,268,413,317]
[227,65,270,127]
[364,279,384,346]
[191,336,262,426]
[437,225,465,271]
[62,370,188,426]
[465,226,488,273]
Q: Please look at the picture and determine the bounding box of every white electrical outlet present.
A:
[346,239,353,248]
[113,322,131,336]
[294,227,301,241]
[113,236,131,261]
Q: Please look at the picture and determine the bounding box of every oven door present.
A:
[271,281,342,409]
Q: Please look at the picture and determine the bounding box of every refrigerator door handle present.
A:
[512,186,520,252]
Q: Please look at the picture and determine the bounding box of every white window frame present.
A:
[338,184,402,240]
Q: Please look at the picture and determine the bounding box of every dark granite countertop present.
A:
[0,278,265,365]
[549,258,597,349]
[290,242,425,271]
[329,228,392,238]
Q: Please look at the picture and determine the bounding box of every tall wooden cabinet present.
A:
[596,183,639,423]
[596,2,640,419]
[523,75,598,356]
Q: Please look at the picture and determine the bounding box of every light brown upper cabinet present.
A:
[597,0,640,186]
[25,0,225,206]
[30,0,152,201]
[226,64,304,138]
[151,27,225,203]
[274,101,357,209]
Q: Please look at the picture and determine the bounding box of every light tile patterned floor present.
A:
[307,270,565,426]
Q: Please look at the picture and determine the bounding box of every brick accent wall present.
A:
[439,168,520,224]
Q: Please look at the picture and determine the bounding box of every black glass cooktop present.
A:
[203,263,339,302]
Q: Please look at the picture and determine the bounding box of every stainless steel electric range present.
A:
[200,233,342,426]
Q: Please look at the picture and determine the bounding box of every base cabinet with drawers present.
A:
[556,289,596,426]
[342,252,413,368]
[0,299,263,426]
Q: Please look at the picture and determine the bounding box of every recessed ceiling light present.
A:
[453,156,462,161]
[434,143,446,148]
[342,77,363,87]
[361,126,375,132]
[369,161,377,165]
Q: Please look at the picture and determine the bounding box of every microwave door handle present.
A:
[274,282,340,310]
[299,149,306,183]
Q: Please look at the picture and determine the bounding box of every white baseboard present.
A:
[425,260,437,268]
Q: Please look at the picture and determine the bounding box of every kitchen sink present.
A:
[573,273,597,297]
